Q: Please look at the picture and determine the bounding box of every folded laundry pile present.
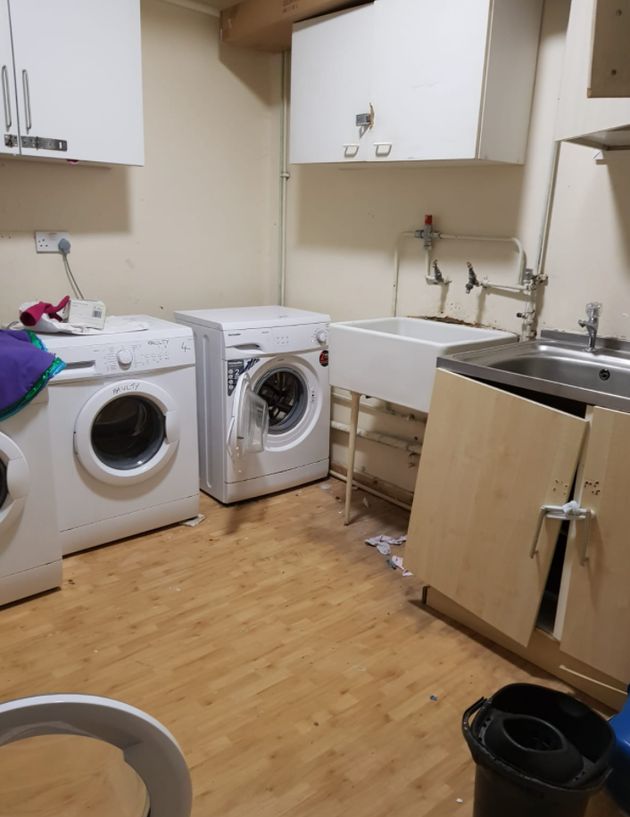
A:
[0,329,65,420]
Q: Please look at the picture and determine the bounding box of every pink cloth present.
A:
[20,296,70,327]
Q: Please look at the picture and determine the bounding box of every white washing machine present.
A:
[43,317,199,555]
[174,306,331,503]
[0,391,62,604]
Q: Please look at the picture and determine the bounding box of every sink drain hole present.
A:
[599,369,611,381]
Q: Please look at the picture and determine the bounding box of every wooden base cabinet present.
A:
[558,406,630,683]
[405,370,630,706]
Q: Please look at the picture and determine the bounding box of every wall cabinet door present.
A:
[6,0,143,165]
[369,0,490,162]
[404,370,587,646]
[588,0,630,98]
[556,0,630,148]
[559,407,630,681]
[290,0,542,165]
[290,4,374,164]
[0,0,18,155]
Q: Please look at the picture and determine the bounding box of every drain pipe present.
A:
[332,388,422,422]
[392,231,416,316]
[329,470,412,512]
[278,51,290,306]
[513,139,562,339]
[331,420,422,455]
[416,215,531,294]
[533,139,562,287]
[436,232,529,292]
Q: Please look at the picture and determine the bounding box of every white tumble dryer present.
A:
[0,391,62,605]
[174,306,331,503]
[43,317,199,555]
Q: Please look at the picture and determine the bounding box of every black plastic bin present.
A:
[462,684,615,817]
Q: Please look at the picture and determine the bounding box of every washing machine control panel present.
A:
[61,334,196,378]
[224,325,329,355]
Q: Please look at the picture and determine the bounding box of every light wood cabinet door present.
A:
[405,370,587,645]
[559,406,630,681]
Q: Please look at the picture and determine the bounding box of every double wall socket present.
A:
[35,231,71,253]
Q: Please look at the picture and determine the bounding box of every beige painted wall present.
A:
[285,0,630,498]
[0,0,281,326]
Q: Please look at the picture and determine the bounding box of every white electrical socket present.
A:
[35,231,71,253]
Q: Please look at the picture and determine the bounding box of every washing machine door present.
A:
[0,432,30,531]
[74,381,181,486]
[227,371,269,463]
[0,694,192,817]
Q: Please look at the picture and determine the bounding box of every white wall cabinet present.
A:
[0,0,17,155]
[290,0,543,165]
[0,0,144,165]
[556,0,630,148]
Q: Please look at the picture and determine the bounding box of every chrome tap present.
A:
[578,302,602,351]
[426,259,450,286]
[465,262,481,294]
[431,260,444,284]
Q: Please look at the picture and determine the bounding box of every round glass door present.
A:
[74,381,181,486]
[91,396,166,471]
[0,434,30,528]
[255,368,308,434]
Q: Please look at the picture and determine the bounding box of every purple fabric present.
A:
[0,330,57,412]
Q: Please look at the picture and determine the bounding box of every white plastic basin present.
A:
[329,317,517,411]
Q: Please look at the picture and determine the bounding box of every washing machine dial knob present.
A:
[117,348,133,368]
[315,329,328,345]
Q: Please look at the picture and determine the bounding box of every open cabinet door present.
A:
[559,407,630,682]
[0,694,191,817]
[405,370,587,645]
[227,372,269,465]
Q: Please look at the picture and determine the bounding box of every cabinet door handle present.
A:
[22,69,32,132]
[1,65,11,129]
[530,501,593,562]
[343,143,360,157]
[374,142,393,157]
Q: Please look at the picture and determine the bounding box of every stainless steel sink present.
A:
[439,330,630,412]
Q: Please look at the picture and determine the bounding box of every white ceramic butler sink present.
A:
[329,317,517,412]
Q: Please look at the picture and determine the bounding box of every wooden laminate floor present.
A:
[0,479,622,816]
